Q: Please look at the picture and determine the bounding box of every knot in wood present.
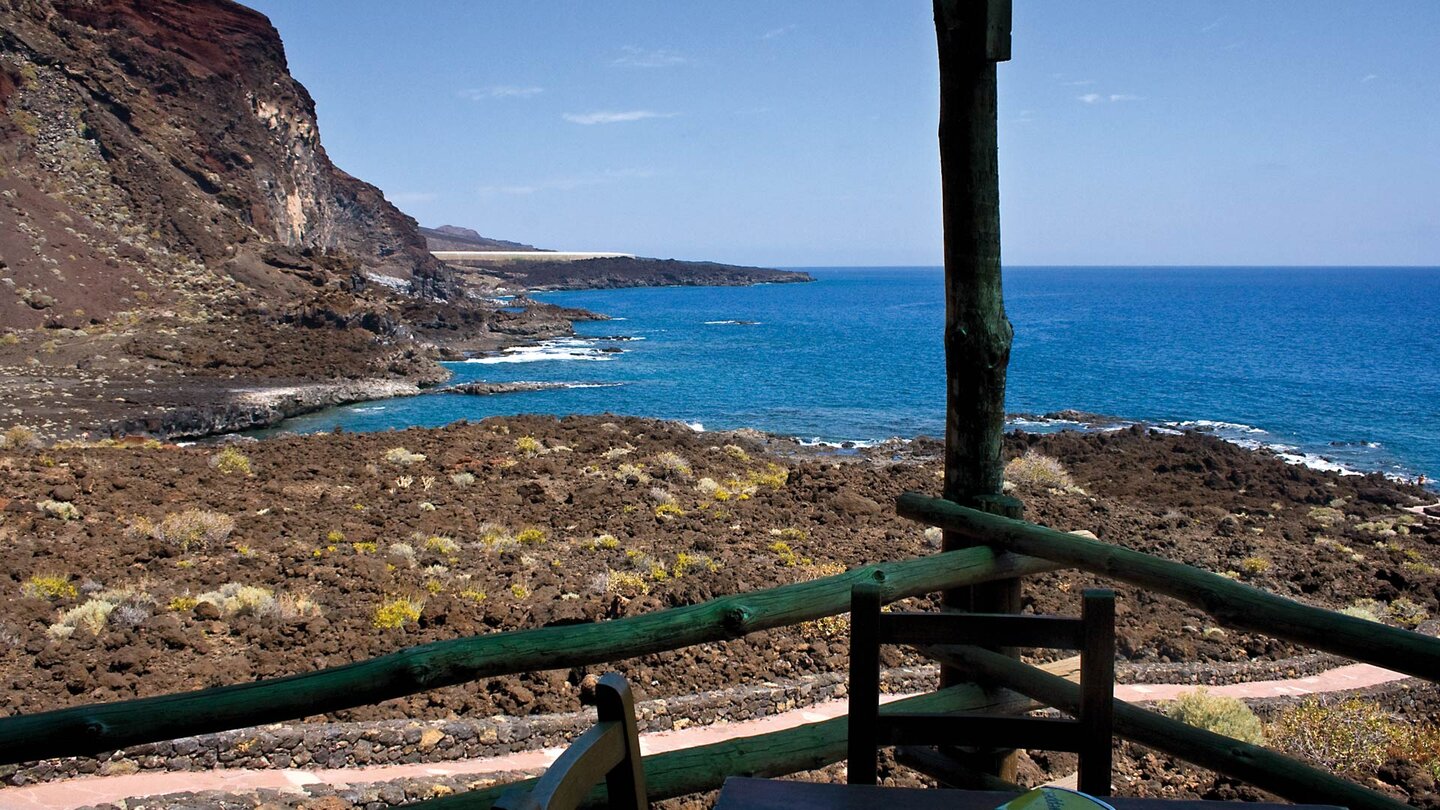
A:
[722,606,753,635]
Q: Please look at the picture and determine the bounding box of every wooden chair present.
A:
[847,583,1116,796]
[494,673,648,810]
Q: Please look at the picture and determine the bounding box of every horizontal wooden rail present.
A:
[899,492,1440,683]
[930,644,1409,810]
[412,657,1084,809]
[0,546,1059,765]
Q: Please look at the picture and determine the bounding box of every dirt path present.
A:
[1,661,1412,810]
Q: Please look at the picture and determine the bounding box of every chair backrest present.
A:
[847,584,1115,796]
[494,673,648,810]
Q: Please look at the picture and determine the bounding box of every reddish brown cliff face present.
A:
[0,0,449,330]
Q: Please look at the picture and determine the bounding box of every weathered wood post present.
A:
[934,0,1022,784]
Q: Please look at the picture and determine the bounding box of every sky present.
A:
[244,1,1440,267]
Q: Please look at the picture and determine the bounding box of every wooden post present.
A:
[934,0,1019,785]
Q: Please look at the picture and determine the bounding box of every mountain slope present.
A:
[0,0,581,438]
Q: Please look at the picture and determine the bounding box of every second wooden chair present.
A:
[847,583,1116,796]
[494,672,647,810]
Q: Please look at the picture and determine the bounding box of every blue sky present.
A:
[245,1,1439,267]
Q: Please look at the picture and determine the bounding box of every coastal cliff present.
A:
[0,0,595,438]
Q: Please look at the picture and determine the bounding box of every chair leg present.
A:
[848,583,883,785]
[1079,590,1115,797]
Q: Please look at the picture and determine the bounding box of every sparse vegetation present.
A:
[37,500,81,521]
[515,435,543,456]
[655,502,684,518]
[383,447,426,466]
[653,451,692,477]
[1163,689,1265,744]
[424,535,460,555]
[372,596,424,629]
[148,509,235,551]
[516,527,547,545]
[449,472,476,487]
[22,574,76,600]
[197,583,275,617]
[1,425,42,450]
[1238,556,1272,576]
[1269,697,1396,775]
[49,599,115,638]
[598,569,650,598]
[209,447,252,475]
[1005,450,1073,489]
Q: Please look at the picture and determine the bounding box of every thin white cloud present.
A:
[1200,17,1224,34]
[612,46,688,68]
[762,25,796,40]
[389,191,438,204]
[1078,93,1143,104]
[563,110,677,125]
[1062,79,1095,87]
[458,86,544,100]
[478,169,656,196]
[1361,74,1379,83]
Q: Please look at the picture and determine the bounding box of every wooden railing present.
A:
[1,495,1434,810]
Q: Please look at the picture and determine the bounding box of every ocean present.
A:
[263,267,1440,484]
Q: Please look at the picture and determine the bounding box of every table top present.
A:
[714,778,1347,810]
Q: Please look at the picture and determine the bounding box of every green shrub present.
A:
[1386,596,1429,628]
[1163,689,1265,744]
[209,447,252,475]
[515,436,542,456]
[516,527,547,545]
[1269,697,1394,775]
[373,596,424,629]
[22,574,76,600]
[1004,450,1073,489]
[424,535,460,555]
[1239,556,1272,576]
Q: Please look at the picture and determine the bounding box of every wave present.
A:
[703,320,761,326]
[795,436,906,449]
[460,338,623,364]
[1166,419,1267,435]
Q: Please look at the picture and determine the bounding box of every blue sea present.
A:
[265,267,1440,485]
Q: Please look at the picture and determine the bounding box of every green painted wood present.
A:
[410,662,1085,810]
[897,492,1440,682]
[929,644,1410,810]
[0,546,1060,765]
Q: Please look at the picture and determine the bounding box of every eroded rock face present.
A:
[0,0,450,330]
